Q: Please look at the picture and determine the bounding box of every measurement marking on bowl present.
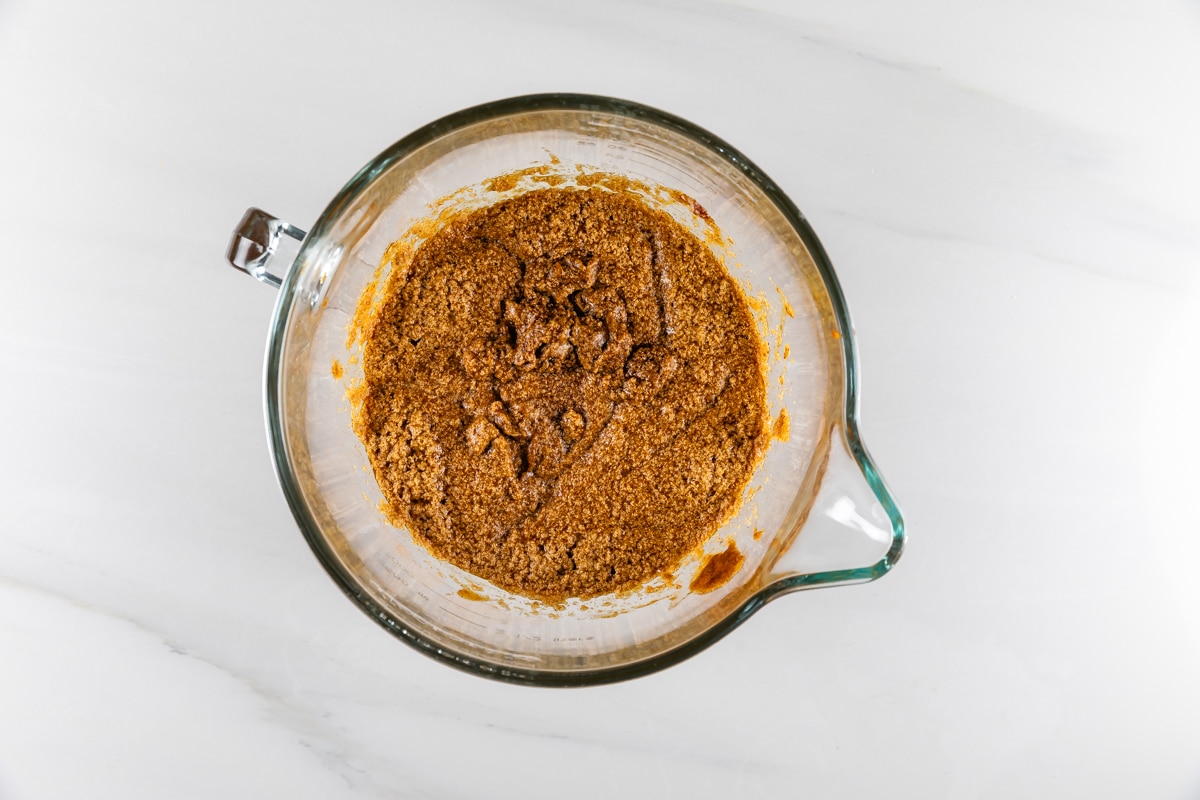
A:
[627,153,697,189]
[443,609,484,628]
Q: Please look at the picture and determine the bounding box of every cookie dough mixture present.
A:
[355,186,767,599]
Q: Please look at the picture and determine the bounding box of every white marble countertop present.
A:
[2,0,1199,796]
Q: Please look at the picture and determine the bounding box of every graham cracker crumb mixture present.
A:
[355,186,767,599]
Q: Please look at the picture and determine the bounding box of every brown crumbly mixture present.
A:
[356,187,767,599]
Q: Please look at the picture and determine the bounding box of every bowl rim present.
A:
[263,92,905,686]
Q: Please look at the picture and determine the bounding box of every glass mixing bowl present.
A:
[225,94,904,685]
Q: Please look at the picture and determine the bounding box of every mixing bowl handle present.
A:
[226,208,307,288]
